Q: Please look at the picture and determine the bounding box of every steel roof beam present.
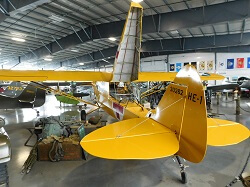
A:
[142,32,250,52]
[0,0,51,16]
[19,0,250,62]
[60,32,250,67]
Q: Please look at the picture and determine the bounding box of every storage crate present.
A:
[37,142,82,161]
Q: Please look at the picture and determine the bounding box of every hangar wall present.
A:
[140,52,250,85]
[216,53,250,82]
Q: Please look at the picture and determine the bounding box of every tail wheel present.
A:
[181,172,187,184]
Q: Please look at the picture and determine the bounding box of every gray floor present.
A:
[2,94,250,187]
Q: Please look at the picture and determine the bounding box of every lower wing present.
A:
[81,117,179,159]
[207,118,249,146]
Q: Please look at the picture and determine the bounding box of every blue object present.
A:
[176,63,182,72]
[227,59,234,69]
[42,124,63,138]
[170,64,175,71]
[247,57,250,68]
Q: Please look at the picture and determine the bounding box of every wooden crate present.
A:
[38,142,83,161]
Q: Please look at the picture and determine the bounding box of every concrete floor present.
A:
[1,94,250,187]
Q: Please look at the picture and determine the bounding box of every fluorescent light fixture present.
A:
[49,15,64,23]
[102,59,109,63]
[11,37,26,42]
[44,58,52,61]
[132,0,143,2]
[197,57,201,59]
[79,62,84,65]
[71,49,79,52]
[170,30,179,35]
[10,32,26,37]
[108,37,116,41]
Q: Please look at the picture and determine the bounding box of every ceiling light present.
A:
[10,32,26,37]
[11,37,26,42]
[102,59,109,63]
[49,15,64,23]
[0,48,2,51]
[79,62,84,65]
[170,30,179,35]
[108,37,116,41]
[44,58,52,61]
[71,49,79,52]
[132,0,143,2]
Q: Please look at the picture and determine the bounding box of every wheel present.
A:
[181,172,187,184]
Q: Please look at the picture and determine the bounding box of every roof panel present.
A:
[229,20,243,33]
[213,23,227,34]
[199,25,215,36]
[188,28,203,36]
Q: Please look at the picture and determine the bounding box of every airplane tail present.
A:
[0,81,25,98]
[153,65,249,162]
[153,65,207,163]
[0,81,46,107]
[111,2,143,82]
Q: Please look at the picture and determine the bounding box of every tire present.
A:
[181,172,187,184]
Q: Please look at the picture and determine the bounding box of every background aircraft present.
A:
[0,81,45,109]
[0,81,91,108]
[207,76,250,91]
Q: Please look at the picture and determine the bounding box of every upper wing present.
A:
[0,70,112,82]
[207,118,249,146]
[80,117,179,159]
[0,70,223,82]
[137,72,224,82]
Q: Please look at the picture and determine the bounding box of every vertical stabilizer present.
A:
[112,2,143,82]
[153,65,207,163]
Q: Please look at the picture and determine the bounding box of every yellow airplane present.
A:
[0,2,248,183]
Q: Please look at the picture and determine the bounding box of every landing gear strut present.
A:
[175,155,188,184]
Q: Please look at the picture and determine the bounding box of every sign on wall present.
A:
[170,64,175,71]
[207,61,213,70]
[237,58,244,68]
[199,61,205,70]
[191,62,197,69]
[247,57,250,68]
[218,61,225,70]
[176,63,182,72]
[227,59,234,69]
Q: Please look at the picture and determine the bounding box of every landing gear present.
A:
[175,155,188,184]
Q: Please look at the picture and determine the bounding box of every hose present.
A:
[226,150,250,186]
[48,140,64,162]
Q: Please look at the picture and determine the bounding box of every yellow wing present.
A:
[207,118,249,146]
[137,72,224,82]
[80,117,179,159]
[200,73,225,81]
[0,70,112,82]
[0,70,223,82]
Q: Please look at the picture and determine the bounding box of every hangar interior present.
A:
[0,0,249,187]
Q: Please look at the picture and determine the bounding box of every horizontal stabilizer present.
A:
[207,118,249,146]
[81,117,179,159]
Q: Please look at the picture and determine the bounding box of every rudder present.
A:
[153,65,207,163]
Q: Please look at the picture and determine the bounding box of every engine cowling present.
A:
[237,77,250,86]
